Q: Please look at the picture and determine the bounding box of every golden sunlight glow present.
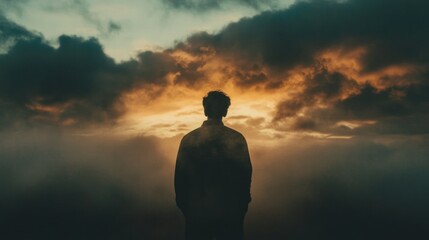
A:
[120,81,285,139]
[317,47,419,89]
[336,120,377,130]
[113,46,410,142]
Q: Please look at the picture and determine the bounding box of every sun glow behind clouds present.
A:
[113,45,411,140]
[4,0,422,140]
[122,88,280,138]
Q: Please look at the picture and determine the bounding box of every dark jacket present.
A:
[175,119,252,219]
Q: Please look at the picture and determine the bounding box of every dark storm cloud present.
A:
[274,75,429,134]
[274,67,357,120]
[174,60,207,86]
[336,83,429,120]
[162,0,278,11]
[231,63,269,87]
[0,14,37,44]
[333,82,429,134]
[0,34,123,127]
[2,0,429,135]
[169,0,429,98]
[0,19,182,128]
[168,0,428,134]
[179,0,429,72]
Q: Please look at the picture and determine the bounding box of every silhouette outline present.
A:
[175,91,252,240]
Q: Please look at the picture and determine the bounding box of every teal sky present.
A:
[3,0,294,61]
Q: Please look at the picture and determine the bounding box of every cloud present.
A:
[2,0,429,136]
[0,34,124,127]
[273,77,429,134]
[107,20,121,33]
[162,0,279,11]
[1,0,121,36]
[270,65,429,134]
[273,67,358,120]
[172,0,429,86]
[42,0,121,36]
[0,0,29,14]
[182,0,429,72]
[67,0,122,36]
[0,17,183,128]
[0,14,37,45]
[167,0,429,135]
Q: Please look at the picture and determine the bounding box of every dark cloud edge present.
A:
[161,0,280,12]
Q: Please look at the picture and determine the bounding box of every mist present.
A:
[2,129,428,239]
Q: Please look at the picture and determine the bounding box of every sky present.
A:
[1,0,429,239]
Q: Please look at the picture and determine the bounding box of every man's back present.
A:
[174,91,252,240]
[175,119,252,220]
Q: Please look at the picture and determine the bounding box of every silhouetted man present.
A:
[175,91,252,240]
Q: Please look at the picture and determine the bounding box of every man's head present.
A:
[203,91,231,119]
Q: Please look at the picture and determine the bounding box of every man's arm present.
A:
[174,138,188,212]
[238,135,252,204]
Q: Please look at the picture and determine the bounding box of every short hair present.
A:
[203,91,231,118]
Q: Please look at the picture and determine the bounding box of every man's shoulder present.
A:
[182,128,199,138]
[180,124,246,145]
[180,127,202,145]
[223,125,246,140]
